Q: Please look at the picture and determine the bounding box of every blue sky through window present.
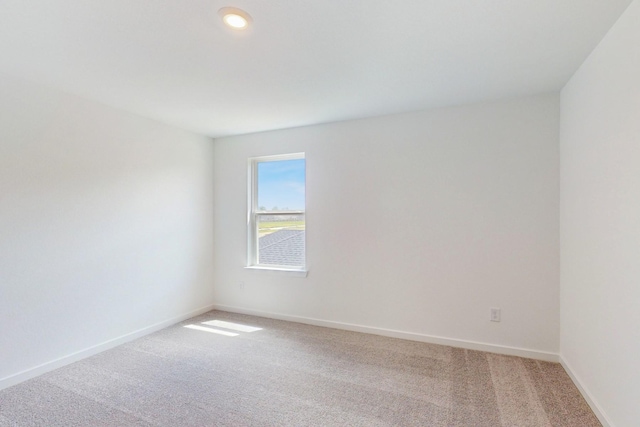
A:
[258,159,305,211]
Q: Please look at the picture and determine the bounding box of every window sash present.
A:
[254,212,305,268]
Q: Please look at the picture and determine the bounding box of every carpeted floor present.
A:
[0,310,601,426]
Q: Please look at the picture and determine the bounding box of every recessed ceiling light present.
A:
[218,7,252,30]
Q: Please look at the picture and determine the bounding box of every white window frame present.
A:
[246,153,306,275]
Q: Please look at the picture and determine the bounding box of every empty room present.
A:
[1,1,638,426]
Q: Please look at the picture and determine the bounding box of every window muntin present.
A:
[248,153,305,271]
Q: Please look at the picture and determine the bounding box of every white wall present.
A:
[0,74,215,387]
[560,1,640,425]
[212,94,560,358]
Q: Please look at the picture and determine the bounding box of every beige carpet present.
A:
[0,310,600,426]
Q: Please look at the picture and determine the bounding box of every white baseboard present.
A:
[0,303,217,392]
[560,356,613,427]
[212,304,559,362]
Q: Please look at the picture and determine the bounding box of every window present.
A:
[247,153,306,272]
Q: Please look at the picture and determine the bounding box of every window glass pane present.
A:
[257,213,305,267]
[257,159,305,212]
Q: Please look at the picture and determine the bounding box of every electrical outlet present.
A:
[239,281,245,290]
[490,308,501,322]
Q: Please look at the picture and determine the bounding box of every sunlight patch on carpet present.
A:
[202,320,263,333]
[184,324,239,336]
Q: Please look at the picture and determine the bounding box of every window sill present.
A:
[244,266,308,277]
